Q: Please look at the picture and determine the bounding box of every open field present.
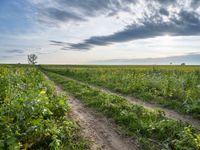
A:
[2,0,200,149]
[1,64,200,150]
[41,65,200,119]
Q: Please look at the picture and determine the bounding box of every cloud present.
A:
[6,49,24,54]
[36,0,200,51]
[159,8,169,16]
[0,49,25,60]
[33,0,137,26]
[179,10,200,25]
[38,7,86,25]
[190,0,200,9]
[156,0,177,5]
[49,40,69,46]
[66,8,200,50]
[33,0,200,29]
[55,0,137,17]
[0,55,11,59]
[49,40,90,51]
[92,52,200,65]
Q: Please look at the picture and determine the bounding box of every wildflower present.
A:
[40,90,46,95]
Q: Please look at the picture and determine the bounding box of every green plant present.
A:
[0,65,88,149]
[44,70,200,150]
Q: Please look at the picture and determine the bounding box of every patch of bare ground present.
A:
[54,82,139,150]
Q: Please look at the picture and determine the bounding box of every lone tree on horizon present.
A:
[28,54,38,65]
[181,63,186,66]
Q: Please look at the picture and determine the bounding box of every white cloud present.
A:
[1,0,200,64]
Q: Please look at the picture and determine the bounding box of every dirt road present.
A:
[58,75,200,131]
[55,84,138,150]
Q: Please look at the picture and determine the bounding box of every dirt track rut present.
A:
[97,88,200,131]
[59,75,200,131]
[55,84,138,150]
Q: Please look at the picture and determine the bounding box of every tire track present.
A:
[57,74,200,131]
[46,75,139,150]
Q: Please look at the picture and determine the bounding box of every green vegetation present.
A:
[0,65,88,149]
[1,64,200,150]
[44,70,200,150]
[41,65,200,119]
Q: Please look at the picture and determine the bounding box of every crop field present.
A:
[1,64,200,150]
[41,65,200,119]
[2,0,200,149]
[0,65,88,150]
[41,65,200,149]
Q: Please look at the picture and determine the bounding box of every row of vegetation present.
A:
[43,70,200,150]
[41,65,200,119]
[0,65,88,149]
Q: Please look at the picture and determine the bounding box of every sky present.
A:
[0,0,200,64]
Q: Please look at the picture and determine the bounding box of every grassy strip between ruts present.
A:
[44,70,200,150]
[0,65,88,150]
[41,65,200,119]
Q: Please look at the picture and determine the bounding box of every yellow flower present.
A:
[40,90,46,95]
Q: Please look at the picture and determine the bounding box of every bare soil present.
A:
[55,83,139,150]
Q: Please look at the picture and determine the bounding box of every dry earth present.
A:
[54,79,139,150]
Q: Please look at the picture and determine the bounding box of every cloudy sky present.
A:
[0,0,200,64]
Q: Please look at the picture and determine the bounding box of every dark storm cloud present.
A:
[67,9,200,50]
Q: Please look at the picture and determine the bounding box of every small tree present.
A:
[181,63,186,66]
[28,54,38,65]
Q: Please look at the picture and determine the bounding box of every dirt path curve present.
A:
[67,96,138,150]
[59,75,200,131]
[46,76,138,150]
[97,88,200,131]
